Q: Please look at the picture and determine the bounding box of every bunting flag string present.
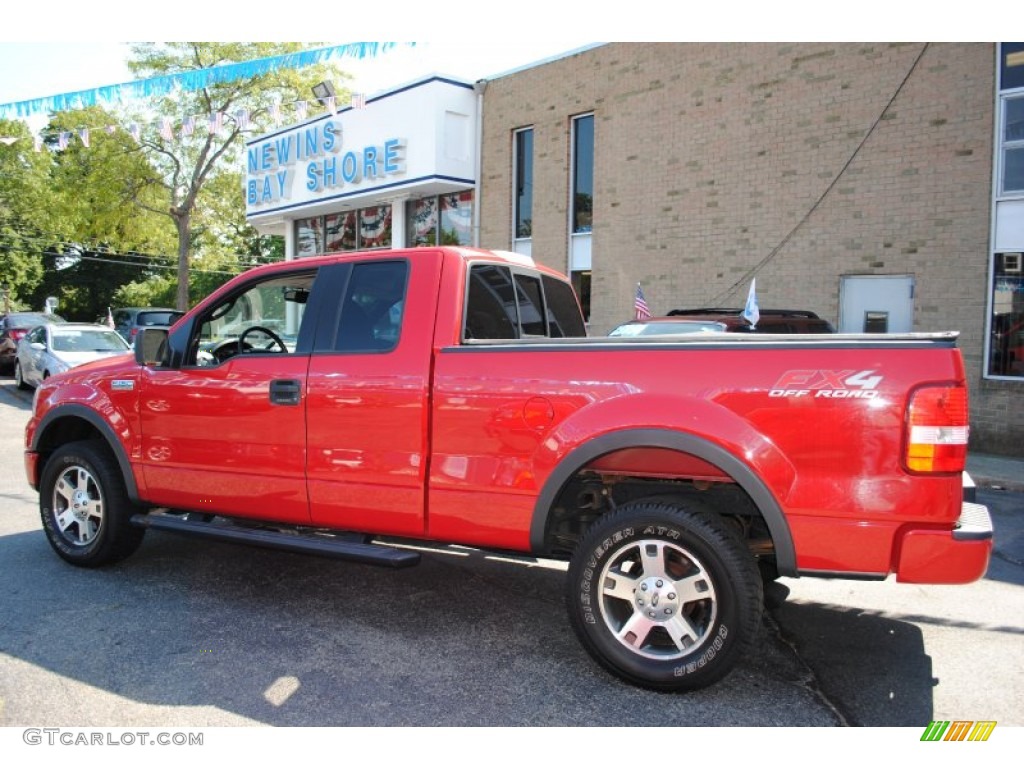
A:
[0,42,412,120]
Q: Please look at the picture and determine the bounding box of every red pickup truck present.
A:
[23,246,992,691]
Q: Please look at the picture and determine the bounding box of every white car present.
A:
[14,323,131,389]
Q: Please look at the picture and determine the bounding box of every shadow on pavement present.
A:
[768,597,934,726]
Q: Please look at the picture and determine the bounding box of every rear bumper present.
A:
[896,501,993,584]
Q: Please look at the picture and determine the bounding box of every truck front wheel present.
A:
[566,501,762,691]
[39,441,145,567]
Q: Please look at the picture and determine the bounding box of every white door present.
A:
[839,275,915,333]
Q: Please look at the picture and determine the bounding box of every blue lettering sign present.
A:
[247,180,258,204]
[276,170,289,199]
[323,121,341,152]
[306,162,320,192]
[363,146,378,179]
[383,138,405,174]
[261,176,274,203]
[322,157,337,188]
[274,135,292,165]
[342,152,360,183]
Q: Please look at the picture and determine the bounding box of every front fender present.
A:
[528,394,798,575]
[28,381,142,502]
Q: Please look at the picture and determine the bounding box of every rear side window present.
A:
[542,275,587,337]
[465,265,519,339]
[464,264,587,340]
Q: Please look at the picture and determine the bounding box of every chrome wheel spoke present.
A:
[638,541,667,580]
[55,508,76,533]
[675,572,714,604]
[602,571,640,602]
[664,613,701,650]
[617,610,656,649]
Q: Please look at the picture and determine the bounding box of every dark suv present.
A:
[610,308,834,338]
[666,308,835,334]
[0,312,66,373]
[112,307,184,346]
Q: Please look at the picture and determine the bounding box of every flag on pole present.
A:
[634,283,652,320]
[105,307,115,329]
[351,93,367,110]
[743,278,760,329]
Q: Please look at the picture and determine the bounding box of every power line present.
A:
[709,42,931,306]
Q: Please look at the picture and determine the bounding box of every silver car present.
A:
[14,323,131,389]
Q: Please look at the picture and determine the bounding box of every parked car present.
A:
[111,307,184,346]
[14,322,130,389]
[665,308,835,334]
[609,318,729,337]
[0,312,66,373]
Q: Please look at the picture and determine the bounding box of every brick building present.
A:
[477,42,1023,455]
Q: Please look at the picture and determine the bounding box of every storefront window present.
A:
[408,193,474,247]
[359,206,392,249]
[572,114,594,234]
[440,191,473,245]
[326,212,357,251]
[514,128,534,239]
[295,217,323,257]
[409,197,438,246]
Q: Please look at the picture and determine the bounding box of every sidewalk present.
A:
[967,452,1024,492]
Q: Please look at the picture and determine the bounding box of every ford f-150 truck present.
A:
[23,246,993,691]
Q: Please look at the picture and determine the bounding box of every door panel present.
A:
[139,355,311,523]
[839,275,915,333]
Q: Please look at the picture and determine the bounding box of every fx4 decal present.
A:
[769,369,883,399]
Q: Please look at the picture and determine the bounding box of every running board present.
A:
[130,512,421,568]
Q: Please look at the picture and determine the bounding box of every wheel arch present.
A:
[529,428,797,576]
[30,405,141,503]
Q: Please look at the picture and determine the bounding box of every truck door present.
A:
[137,267,319,524]
[305,253,441,535]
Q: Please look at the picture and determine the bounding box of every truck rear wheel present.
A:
[566,500,762,691]
[39,440,145,567]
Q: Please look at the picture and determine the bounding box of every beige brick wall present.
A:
[479,42,1022,455]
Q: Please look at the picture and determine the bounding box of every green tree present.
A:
[25,106,175,320]
[124,43,351,309]
[0,118,49,310]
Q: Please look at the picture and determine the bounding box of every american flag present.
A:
[270,102,282,126]
[57,132,69,150]
[159,118,173,141]
[208,111,224,135]
[634,284,651,320]
[295,101,308,121]
[350,93,366,110]
[180,116,195,137]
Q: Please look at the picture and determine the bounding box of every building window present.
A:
[326,212,357,251]
[1001,94,1024,196]
[407,192,474,247]
[295,216,323,257]
[359,206,392,250]
[987,43,1024,379]
[514,128,534,240]
[572,114,594,234]
[571,270,591,323]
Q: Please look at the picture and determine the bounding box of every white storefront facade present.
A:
[245,76,480,259]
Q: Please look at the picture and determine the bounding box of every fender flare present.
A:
[31,404,141,503]
[529,428,797,576]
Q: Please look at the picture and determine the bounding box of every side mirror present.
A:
[30,342,46,351]
[135,328,168,366]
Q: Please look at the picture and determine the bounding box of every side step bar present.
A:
[130,512,421,568]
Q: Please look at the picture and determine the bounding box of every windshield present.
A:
[51,328,130,353]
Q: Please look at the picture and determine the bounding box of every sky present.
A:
[0,2,1003,123]
[0,41,601,113]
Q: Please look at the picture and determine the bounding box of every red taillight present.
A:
[10,328,27,341]
[904,385,969,473]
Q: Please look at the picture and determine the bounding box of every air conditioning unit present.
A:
[1004,253,1022,274]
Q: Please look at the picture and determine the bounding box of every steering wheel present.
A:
[238,325,288,354]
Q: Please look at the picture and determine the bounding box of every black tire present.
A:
[14,360,29,390]
[566,500,763,691]
[39,440,145,567]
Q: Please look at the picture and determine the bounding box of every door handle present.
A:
[269,379,301,405]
